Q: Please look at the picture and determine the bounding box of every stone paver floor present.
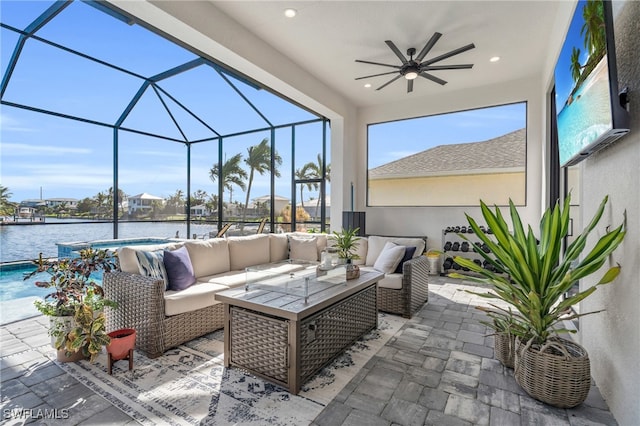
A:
[1,276,617,425]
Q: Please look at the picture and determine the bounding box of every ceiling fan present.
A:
[355,33,475,93]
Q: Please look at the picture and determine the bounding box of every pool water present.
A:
[0,262,104,325]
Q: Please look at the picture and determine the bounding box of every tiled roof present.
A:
[369,128,526,179]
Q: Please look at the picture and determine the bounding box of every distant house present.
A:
[190,204,211,217]
[297,195,331,219]
[127,193,164,215]
[45,198,79,210]
[368,129,526,206]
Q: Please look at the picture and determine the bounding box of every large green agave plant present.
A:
[450,194,625,344]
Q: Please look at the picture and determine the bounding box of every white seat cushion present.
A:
[360,266,403,290]
[164,282,228,316]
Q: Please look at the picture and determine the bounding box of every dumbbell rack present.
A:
[440,225,493,276]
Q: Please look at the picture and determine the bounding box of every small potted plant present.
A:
[331,227,361,279]
[25,248,119,361]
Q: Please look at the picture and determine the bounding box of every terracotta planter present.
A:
[494,332,516,368]
[107,328,136,374]
[515,337,590,408]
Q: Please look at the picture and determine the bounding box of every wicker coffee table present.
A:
[215,265,384,394]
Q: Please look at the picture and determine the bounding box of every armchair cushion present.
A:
[373,242,406,273]
[394,246,417,273]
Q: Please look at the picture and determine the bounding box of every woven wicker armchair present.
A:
[103,271,224,358]
[376,255,430,318]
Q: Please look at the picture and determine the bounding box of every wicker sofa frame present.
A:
[104,271,225,358]
[376,255,430,318]
[104,234,430,358]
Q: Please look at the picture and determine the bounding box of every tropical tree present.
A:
[94,191,108,217]
[295,166,315,211]
[106,187,127,217]
[165,190,185,215]
[0,185,15,216]
[569,47,582,83]
[242,138,282,226]
[191,189,208,207]
[209,153,247,206]
[302,154,331,218]
[581,0,605,59]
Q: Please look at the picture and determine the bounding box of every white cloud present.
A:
[1,143,92,155]
[0,113,38,132]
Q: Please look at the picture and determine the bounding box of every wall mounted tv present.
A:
[554,0,629,167]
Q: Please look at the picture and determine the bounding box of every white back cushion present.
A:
[228,234,271,270]
[118,242,181,274]
[365,236,425,266]
[289,236,319,261]
[373,242,406,273]
[184,238,230,278]
[269,233,289,262]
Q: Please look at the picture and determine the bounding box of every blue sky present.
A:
[554,0,590,113]
[1,0,323,204]
[2,1,524,205]
[368,102,527,169]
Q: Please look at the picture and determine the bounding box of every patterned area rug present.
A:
[51,313,406,425]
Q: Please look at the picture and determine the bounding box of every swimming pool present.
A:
[57,237,173,258]
[0,238,163,324]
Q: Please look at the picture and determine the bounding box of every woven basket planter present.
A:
[515,337,591,408]
[494,332,516,368]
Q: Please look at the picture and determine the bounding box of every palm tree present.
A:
[166,190,185,215]
[581,0,605,59]
[569,47,582,83]
[295,166,315,211]
[302,154,331,218]
[0,185,15,216]
[242,138,282,226]
[209,153,247,207]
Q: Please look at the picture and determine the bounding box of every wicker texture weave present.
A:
[104,271,225,358]
[515,337,591,408]
[230,307,289,382]
[300,285,377,380]
[494,332,516,368]
[377,255,429,318]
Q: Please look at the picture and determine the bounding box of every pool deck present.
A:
[0,276,618,425]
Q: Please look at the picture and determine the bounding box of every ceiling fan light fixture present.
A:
[404,70,419,80]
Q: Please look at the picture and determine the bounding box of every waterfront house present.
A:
[127,193,164,216]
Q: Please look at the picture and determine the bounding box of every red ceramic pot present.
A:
[107,328,136,360]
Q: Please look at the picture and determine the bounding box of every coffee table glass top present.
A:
[245,260,347,302]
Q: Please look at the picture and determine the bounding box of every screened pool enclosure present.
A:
[1,0,331,242]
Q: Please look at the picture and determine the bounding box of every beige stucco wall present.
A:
[369,172,525,206]
[578,1,640,424]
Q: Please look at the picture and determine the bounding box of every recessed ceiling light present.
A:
[364,83,372,88]
[490,56,501,63]
[284,8,297,18]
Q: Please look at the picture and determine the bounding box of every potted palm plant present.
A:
[26,248,119,361]
[331,227,361,279]
[449,194,625,408]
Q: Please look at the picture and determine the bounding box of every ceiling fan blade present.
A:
[355,59,401,69]
[377,74,403,91]
[355,70,400,80]
[407,79,414,93]
[424,64,474,70]
[385,40,408,64]
[420,72,447,85]
[423,43,476,66]
[416,32,442,62]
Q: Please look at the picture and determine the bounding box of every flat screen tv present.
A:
[554,0,629,167]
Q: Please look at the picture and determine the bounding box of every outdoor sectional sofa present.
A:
[104,232,429,358]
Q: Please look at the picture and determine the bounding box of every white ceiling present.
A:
[210,1,570,108]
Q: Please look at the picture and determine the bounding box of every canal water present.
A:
[0,219,218,263]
